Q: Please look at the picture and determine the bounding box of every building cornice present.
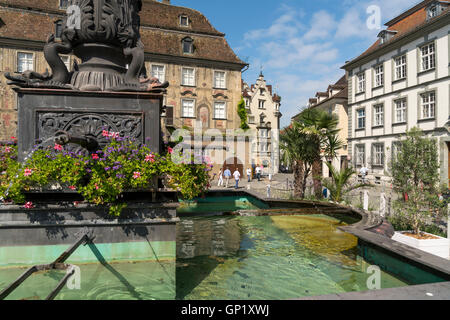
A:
[144,52,248,71]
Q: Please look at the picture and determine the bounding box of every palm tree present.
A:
[296,109,344,199]
[280,124,310,198]
[322,162,367,203]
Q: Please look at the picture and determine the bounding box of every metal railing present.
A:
[0,228,94,300]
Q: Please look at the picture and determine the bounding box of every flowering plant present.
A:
[0,137,211,216]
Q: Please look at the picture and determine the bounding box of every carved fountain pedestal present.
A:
[16,88,162,161]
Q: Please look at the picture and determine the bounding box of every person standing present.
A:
[233,169,241,189]
[360,165,369,184]
[255,165,261,181]
[224,167,232,188]
[217,169,224,187]
[246,168,252,183]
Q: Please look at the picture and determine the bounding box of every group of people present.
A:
[216,165,265,189]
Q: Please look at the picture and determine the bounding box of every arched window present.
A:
[182,37,194,54]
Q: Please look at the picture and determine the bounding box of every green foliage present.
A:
[321,163,367,203]
[237,97,250,130]
[389,127,446,234]
[0,138,211,216]
[280,108,343,199]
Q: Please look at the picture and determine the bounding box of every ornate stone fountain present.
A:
[0,1,179,282]
[5,0,168,160]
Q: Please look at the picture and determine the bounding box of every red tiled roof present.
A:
[344,1,450,68]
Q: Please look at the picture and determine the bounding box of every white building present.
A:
[342,0,450,187]
[242,73,282,174]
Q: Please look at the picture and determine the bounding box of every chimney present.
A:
[161,0,171,4]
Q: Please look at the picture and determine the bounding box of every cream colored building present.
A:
[342,0,450,187]
[242,73,282,174]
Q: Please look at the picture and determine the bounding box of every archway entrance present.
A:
[223,157,244,175]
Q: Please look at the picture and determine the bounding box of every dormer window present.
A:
[426,1,448,20]
[378,30,397,44]
[182,37,194,54]
[180,15,189,27]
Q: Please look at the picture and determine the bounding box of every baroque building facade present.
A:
[242,73,282,175]
[342,0,450,187]
[0,0,249,173]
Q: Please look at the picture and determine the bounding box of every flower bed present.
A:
[0,136,212,216]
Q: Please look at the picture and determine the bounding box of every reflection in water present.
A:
[176,215,409,300]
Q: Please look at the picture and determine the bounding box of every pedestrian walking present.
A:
[233,169,241,189]
[217,169,224,187]
[224,167,232,188]
[246,168,252,182]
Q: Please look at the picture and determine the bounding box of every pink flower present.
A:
[95,183,99,190]
[54,144,63,151]
[133,172,141,179]
[109,132,119,139]
[4,147,11,153]
[168,147,173,154]
[69,186,76,191]
[10,136,16,141]
[145,154,155,163]
[92,154,99,160]
[24,202,34,209]
[24,168,32,177]
[102,130,109,137]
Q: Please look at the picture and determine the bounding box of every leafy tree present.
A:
[389,128,445,235]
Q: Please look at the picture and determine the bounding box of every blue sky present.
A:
[172,0,417,127]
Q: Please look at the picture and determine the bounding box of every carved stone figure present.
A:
[5,0,168,92]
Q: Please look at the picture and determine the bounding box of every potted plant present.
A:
[389,128,449,259]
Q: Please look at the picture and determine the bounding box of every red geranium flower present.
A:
[92,154,99,160]
[54,144,63,151]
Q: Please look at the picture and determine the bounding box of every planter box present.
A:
[392,231,450,260]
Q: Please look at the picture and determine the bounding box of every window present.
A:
[395,55,407,80]
[374,65,384,87]
[260,142,269,153]
[259,129,268,138]
[258,100,265,109]
[248,116,255,124]
[421,43,435,71]
[61,55,71,70]
[55,20,63,39]
[214,101,226,119]
[260,88,264,96]
[394,99,407,123]
[392,142,402,161]
[428,5,438,19]
[182,37,194,54]
[373,104,384,127]
[372,144,384,166]
[356,108,366,129]
[59,0,69,9]
[214,71,226,89]
[151,65,165,83]
[17,52,34,73]
[181,99,195,118]
[357,72,365,93]
[245,99,250,108]
[181,67,195,86]
[421,92,436,119]
[355,145,365,166]
[180,15,189,27]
